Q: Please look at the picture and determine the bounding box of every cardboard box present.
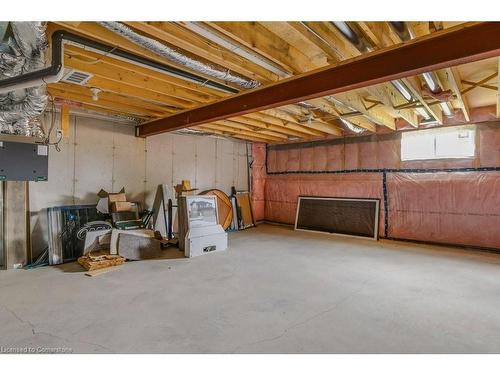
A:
[108,193,127,204]
[110,201,133,212]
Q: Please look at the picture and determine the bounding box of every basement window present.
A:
[401,126,476,161]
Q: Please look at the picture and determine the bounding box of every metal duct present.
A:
[99,22,260,89]
[421,71,441,93]
[339,117,366,134]
[297,100,365,134]
[389,22,413,42]
[332,22,373,53]
[183,22,290,78]
[389,22,454,118]
[0,22,47,137]
[391,80,413,101]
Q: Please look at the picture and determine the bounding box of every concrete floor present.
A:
[1,224,500,354]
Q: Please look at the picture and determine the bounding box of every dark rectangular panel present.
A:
[48,205,110,264]
[295,197,379,239]
[0,141,48,181]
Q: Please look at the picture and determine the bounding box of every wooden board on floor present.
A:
[78,253,125,271]
[85,266,122,277]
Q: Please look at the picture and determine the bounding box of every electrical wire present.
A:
[43,90,63,152]
[65,45,118,65]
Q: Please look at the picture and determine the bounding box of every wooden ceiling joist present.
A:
[402,77,444,124]
[63,49,215,103]
[278,104,345,135]
[124,21,280,83]
[306,98,377,132]
[41,21,498,143]
[328,21,419,128]
[83,75,192,110]
[195,126,276,143]
[49,82,175,115]
[52,21,245,91]
[228,116,311,139]
[288,22,341,63]
[137,22,500,137]
[215,120,288,140]
[443,67,471,121]
[208,22,314,74]
[48,87,162,118]
[246,110,323,135]
[199,123,283,142]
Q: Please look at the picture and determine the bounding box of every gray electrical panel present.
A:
[0,136,48,181]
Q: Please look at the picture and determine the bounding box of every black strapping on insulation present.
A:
[382,170,388,238]
[266,166,500,175]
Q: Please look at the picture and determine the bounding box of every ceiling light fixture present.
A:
[90,87,101,101]
[339,117,365,134]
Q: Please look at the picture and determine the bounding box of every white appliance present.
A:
[182,195,228,258]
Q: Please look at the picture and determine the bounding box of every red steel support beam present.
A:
[137,22,500,137]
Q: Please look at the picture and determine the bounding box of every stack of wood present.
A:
[77,252,125,271]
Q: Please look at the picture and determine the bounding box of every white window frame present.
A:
[401,125,476,161]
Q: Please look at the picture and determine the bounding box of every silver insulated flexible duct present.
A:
[0,22,48,137]
[99,21,260,89]
[339,117,366,134]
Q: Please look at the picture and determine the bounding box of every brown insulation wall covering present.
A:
[252,123,500,249]
[267,133,401,172]
[479,124,500,166]
[266,123,500,173]
[387,172,500,249]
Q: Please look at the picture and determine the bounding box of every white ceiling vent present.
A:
[61,69,93,85]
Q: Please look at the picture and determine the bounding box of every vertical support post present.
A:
[60,105,70,138]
